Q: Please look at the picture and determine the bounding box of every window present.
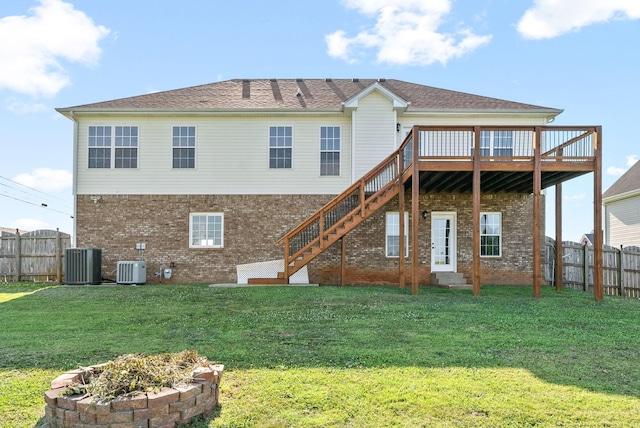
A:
[88,126,112,168]
[320,126,340,176]
[386,212,409,257]
[480,213,501,257]
[173,126,196,168]
[88,126,138,168]
[269,126,292,168]
[479,131,513,156]
[190,213,224,248]
[114,126,138,168]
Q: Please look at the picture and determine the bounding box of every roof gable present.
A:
[343,82,408,110]
[603,160,640,200]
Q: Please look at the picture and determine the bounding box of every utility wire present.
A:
[0,191,73,217]
[0,174,70,204]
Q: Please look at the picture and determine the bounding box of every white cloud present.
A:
[517,0,640,40]
[0,0,110,97]
[606,154,639,176]
[326,0,492,65]
[5,98,49,114]
[13,168,72,192]
[10,218,49,231]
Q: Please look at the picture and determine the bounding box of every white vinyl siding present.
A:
[605,197,640,247]
[352,91,396,180]
[75,116,352,195]
[74,108,551,196]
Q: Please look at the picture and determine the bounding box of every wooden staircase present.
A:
[248,134,414,284]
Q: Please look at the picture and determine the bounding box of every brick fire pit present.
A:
[43,363,224,428]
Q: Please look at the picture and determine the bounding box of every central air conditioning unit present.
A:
[116,261,147,285]
[65,248,102,285]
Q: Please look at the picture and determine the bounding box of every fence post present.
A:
[619,245,625,297]
[15,229,21,282]
[56,228,62,284]
[583,243,589,292]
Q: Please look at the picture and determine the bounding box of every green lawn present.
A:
[1,283,639,427]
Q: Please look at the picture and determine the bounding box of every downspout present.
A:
[351,111,357,183]
[69,110,78,247]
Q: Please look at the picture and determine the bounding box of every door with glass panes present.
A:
[431,212,457,272]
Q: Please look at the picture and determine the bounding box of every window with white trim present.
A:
[478,131,513,156]
[386,212,409,257]
[480,212,501,257]
[190,213,224,248]
[88,126,138,168]
[114,126,138,168]
[269,126,292,168]
[173,126,196,168]
[320,126,340,176]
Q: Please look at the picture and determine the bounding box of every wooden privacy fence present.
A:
[0,229,71,282]
[544,237,640,298]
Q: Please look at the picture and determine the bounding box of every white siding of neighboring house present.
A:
[75,114,353,195]
[605,195,640,247]
[352,91,397,180]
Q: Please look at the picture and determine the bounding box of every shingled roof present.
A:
[57,78,561,114]
[603,160,640,200]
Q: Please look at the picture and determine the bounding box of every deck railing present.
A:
[411,126,596,161]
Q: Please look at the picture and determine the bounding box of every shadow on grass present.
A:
[1,283,639,401]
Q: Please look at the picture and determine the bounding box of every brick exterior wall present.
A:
[75,191,543,286]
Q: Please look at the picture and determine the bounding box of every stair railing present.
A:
[278,131,415,279]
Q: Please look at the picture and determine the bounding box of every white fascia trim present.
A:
[603,188,640,204]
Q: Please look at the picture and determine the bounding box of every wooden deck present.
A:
[253,126,604,300]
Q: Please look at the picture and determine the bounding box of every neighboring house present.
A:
[603,160,640,247]
[580,232,594,246]
[56,78,602,294]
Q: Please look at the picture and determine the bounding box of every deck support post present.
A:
[555,183,563,290]
[283,237,290,284]
[472,127,481,295]
[398,160,406,289]
[341,236,346,287]
[593,126,603,301]
[411,125,420,295]
[533,127,542,298]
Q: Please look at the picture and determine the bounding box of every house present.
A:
[579,232,594,246]
[603,160,640,247]
[56,78,604,298]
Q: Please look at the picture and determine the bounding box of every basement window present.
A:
[480,212,501,257]
[386,212,409,258]
[190,213,224,248]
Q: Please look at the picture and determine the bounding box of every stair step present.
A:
[431,272,470,289]
[248,278,288,285]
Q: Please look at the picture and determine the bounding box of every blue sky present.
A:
[0,0,638,241]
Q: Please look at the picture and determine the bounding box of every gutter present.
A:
[603,188,640,204]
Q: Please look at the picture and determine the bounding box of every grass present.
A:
[1,282,640,427]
